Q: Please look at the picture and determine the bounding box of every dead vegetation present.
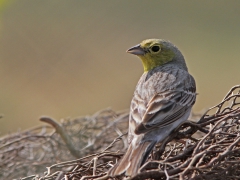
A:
[0,85,240,180]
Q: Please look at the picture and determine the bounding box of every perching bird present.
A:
[108,39,196,177]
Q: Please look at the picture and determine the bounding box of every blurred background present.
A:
[0,0,239,135]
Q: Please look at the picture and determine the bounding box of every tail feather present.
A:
[108,141,155,177]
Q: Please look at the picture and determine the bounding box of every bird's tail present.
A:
[108,141,156,177]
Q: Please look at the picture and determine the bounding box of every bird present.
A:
[108,39,197,177]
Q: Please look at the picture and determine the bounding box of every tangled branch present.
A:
[0,85,239,180]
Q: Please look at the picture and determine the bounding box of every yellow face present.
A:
[127,39,175,72]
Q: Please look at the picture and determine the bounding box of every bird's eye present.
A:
[151,45,160,53]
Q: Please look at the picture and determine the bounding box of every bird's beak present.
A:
[126,44,145,55]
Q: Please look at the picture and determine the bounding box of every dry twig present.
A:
[0,86,239,180]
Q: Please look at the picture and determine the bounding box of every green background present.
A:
[0,0,240,135]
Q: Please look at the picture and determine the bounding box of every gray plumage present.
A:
[108,39,197,177]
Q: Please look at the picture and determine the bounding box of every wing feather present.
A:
[134,78,196,135]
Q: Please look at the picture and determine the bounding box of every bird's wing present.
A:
[134,75,196,135]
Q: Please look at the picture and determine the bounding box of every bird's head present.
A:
[127,39,185,72]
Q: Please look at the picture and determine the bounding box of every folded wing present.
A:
[134,76,196,135]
